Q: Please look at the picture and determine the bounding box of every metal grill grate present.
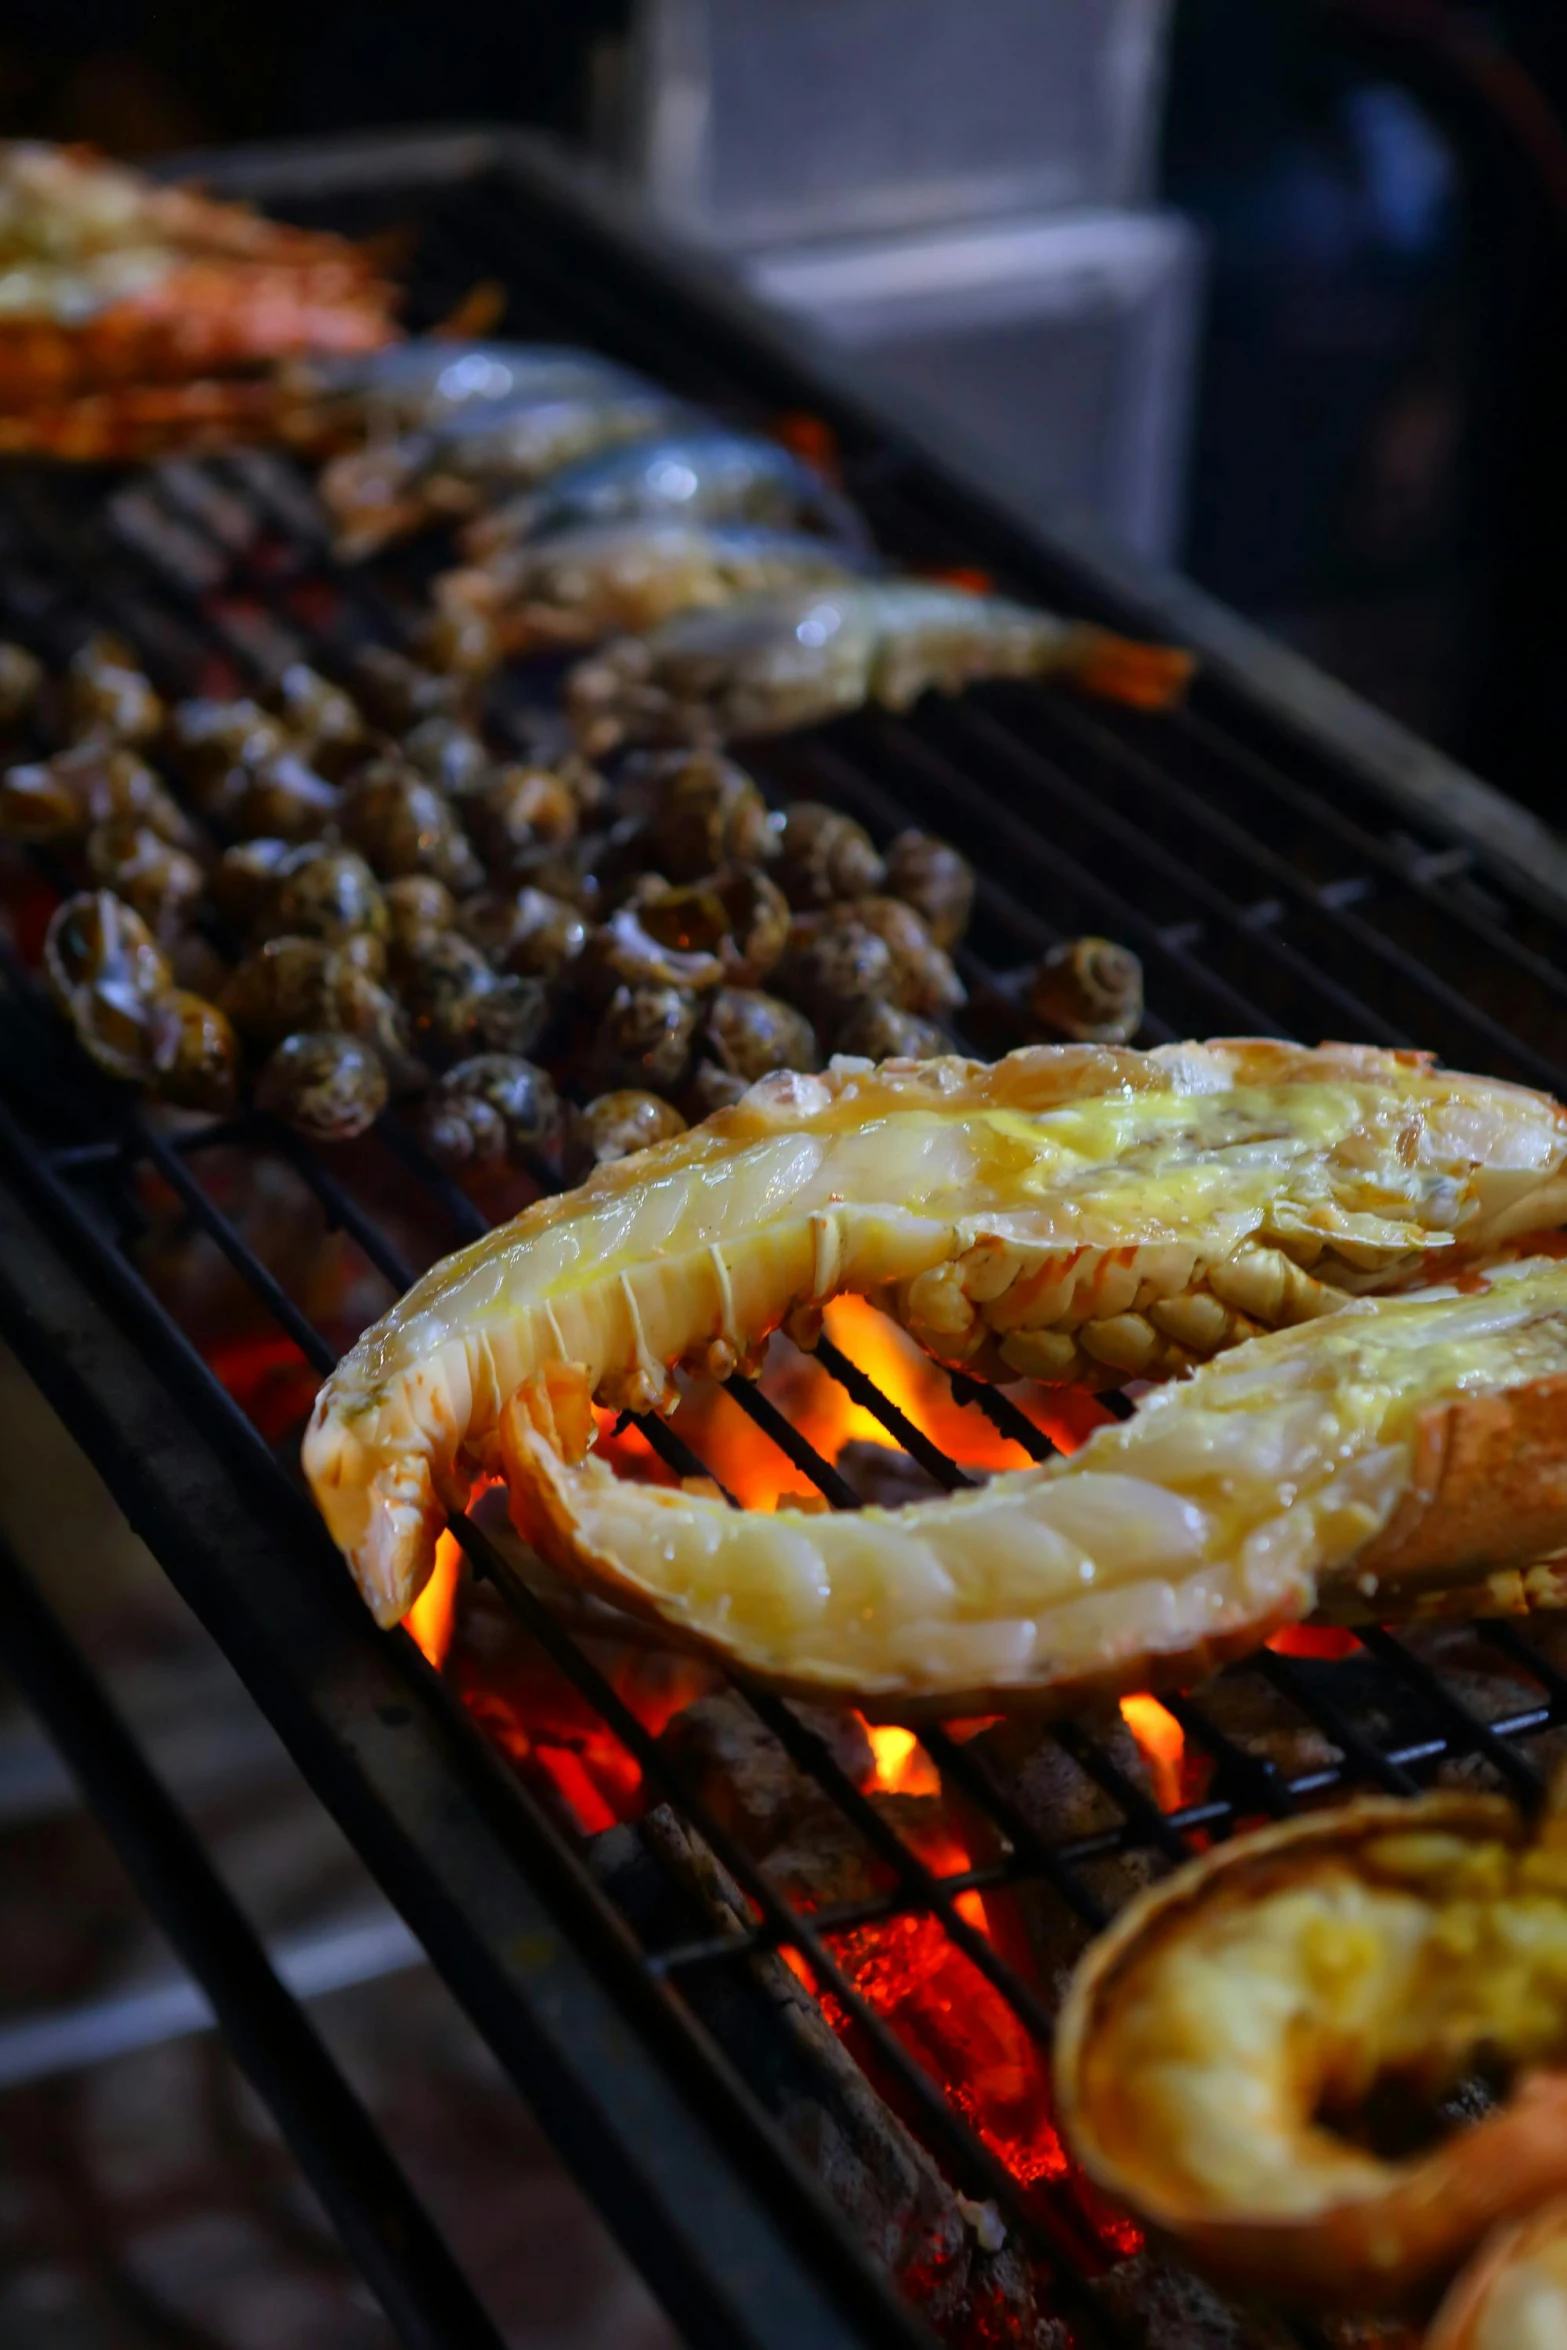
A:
[3,130,1567,2350]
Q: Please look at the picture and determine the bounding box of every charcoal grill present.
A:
[5,126,1567,2350]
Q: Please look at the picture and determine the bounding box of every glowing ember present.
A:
[1119,1693,1185,1811]
[824,1908,1069,2191]
[406,1527,462,1671]
[204,1332,322,1444]
[1268,1624,1362,1660]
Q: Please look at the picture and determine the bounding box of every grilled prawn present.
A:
[318,379,689,559]
[462,427,870,557]
[566,581,1195,750]
[436,520,870,654]
[0,343,633,465]
[0,141,394,416]
[1057,1780,1567,2313]
[302,1040,1567,1629]
[277,342,633,437]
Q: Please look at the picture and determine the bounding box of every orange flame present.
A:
[671,1294,1115,1510]
[407,1527,462,1671]
[864,1722,943,1801]
[1119,1693,1185,1811]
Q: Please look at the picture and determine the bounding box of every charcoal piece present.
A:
[1195,1668,1342,1780]
[834,1438,942,1510]
[1092,2248,1297,2350]
[657,1687,875,1856]
[762,1794,959,1914]
[970,1720,1161,1995]
[592,1805,1056,2346]
[977,1717,1152,1844]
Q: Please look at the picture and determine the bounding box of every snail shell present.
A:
[256,1031,389,1142]
[418,1053,561,1176]
[563,1089,686,1183]
[702,986,818,1084]
[774,800,884,909]
[271,844,390,951]
[883,828,974,949]
[85,817,205,939]
[1029,936,1144,1045]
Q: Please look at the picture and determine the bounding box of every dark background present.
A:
[4,0,1565,818]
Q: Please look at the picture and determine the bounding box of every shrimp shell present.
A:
[320,386,689,559]
[302,1041,1567,1626]
[462,426,870,556]
[439,520,867,652]
[565,581,1194,751]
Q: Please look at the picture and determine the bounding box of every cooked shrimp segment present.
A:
[1057,1780,1567,2311]
[1429,2199,1567,2350]
[503,1262,1567,1709]
[302,1041,1567,1627]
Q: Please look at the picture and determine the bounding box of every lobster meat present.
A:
[302,1041,1567,1657]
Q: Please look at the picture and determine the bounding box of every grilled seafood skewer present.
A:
[462,426,870,556]
[1056,1782,1567,2312]
[1428,2199,1567,2350]
[566,581,1195,751]
[302,1040,1567,1625]
[436,520,869,653]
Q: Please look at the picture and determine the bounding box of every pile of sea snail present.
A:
[2,632,1146,1174]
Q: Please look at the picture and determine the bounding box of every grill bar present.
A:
[455,1513,1125,2325]
[0,1527,505,2350]
[0,1111,918,2350]
[810,1333,977,1491]
[1,124,1566,2350]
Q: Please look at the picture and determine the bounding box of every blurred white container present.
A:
[748,209,1202,563]
[615,0,1174,246]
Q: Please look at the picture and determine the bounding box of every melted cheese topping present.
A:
[340,1050,1567,1402]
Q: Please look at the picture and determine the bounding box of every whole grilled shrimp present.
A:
[319,379,690,559]
[439,519,869,654]
[462,426,870,557]
[0,141,395,421]
[277,343,635,438]
[566,581,1194,750]
[303,1041,1567,1634]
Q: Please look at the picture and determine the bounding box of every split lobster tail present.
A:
[494,1271,1567,1713]
[1427,2197,1567,2349]
[1056,1786,1567,2312]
